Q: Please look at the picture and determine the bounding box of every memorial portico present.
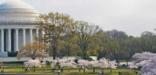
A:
[0,0,40,57]
[0,26,39,52]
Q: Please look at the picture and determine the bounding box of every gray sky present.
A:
[24,0,156,36]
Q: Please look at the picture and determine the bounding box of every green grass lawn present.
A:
[0,65,139,75]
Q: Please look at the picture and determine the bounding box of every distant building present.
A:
[0,0,40,57]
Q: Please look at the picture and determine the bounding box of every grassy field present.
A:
[0,64,139,75]
[0,64,138,75]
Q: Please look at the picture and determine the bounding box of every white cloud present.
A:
[24,0,156,36]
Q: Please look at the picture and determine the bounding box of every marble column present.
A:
[36,29,39,38]
[15,29,19,51]
[23,29,26,46]
[30,29,33,43]
[8,29,11,52]
[1,29,4,52]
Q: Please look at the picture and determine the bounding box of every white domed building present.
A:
[0,0,40,57]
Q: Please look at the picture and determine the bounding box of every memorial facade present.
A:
[0,0,40,57]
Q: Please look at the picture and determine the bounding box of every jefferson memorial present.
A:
[0,0,40,57]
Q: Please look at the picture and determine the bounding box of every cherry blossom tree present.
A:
[17,42,48,59]
[133,52,156,75]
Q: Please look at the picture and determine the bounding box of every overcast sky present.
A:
[23,0,156,36]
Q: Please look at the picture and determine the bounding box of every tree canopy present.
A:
[37,12,156,60]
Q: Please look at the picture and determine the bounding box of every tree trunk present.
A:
[52,46,57,59]
[51,36,57,60]
[83,50,87,59]
[93,67,95,73]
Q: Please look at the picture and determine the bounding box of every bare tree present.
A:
[75,21,101,59]
[38,12,75,59]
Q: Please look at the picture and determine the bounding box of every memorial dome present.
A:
[0,0,39,24]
